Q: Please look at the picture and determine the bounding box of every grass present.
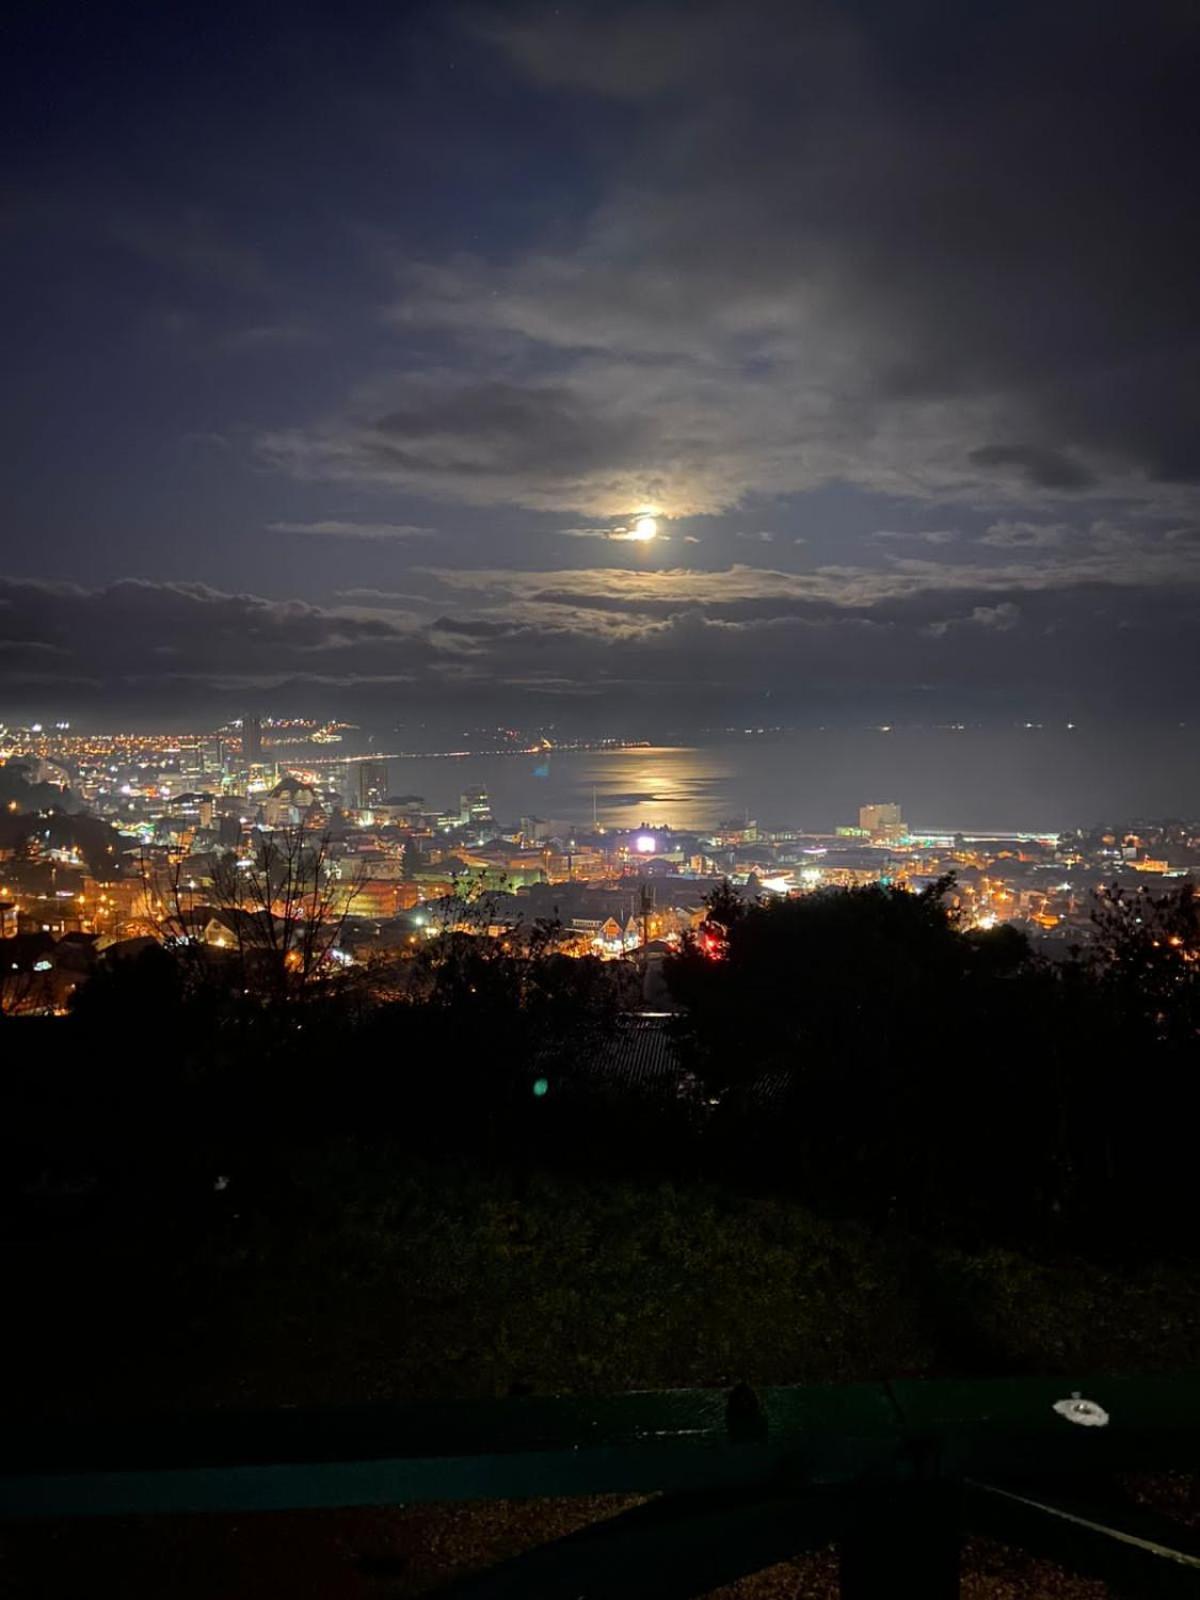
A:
[5,1151,1199,1597]
[5,1143,1200,1422]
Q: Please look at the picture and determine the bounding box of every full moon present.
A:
[632,515,658,540]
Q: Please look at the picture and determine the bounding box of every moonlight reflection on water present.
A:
[382,726,1200,836]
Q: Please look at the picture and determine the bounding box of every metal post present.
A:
[840,1487,961,1599]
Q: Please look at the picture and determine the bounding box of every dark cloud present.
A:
[430,615,529,639]
[276,0,1199,517]
[0,579,430,711]
[371,383,649,479]
[968,446,1095,492]
[5,2,1200,734]
[979,520,1072,550]
[267,521,436,540]
[264,379,662,511]
[2,561,1198,728]
[874,530,959,546]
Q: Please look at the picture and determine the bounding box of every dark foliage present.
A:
[0,799,123,877]
[665,877,1198,1248]
[2,877,1197,1257]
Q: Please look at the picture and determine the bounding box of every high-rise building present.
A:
[859,802,904,839]
[358,760,390,809]
[460,787,494,827]
[200,735,225,776]
[243,715,263,765]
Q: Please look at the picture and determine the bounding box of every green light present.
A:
[532,1077,549,1098]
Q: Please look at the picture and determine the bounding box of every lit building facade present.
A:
[859,802,905,839]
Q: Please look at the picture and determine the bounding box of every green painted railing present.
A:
[4,1376,1200,1596]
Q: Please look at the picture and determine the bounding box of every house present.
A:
[53,931,99,974]
[263,776,317,828]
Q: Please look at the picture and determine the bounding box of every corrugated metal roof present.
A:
[547,1013,791,1110]
[589,1013,685,1094]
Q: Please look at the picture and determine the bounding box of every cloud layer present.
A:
[3,534,1197,727]
[267,521,436,540]
[263,0,1200,523]
[5,1,1199,735]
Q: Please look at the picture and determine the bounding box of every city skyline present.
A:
[7,11,1200,1575]
[3,2,1199,748]
[8,710,1200,836]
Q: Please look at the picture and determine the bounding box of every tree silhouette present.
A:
[1089,877,1200,1045]
[217,827,363,999]
[664,876,1077,1232]
[0,933,57,1016]
[146,826,363,1004]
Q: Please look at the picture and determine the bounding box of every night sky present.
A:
[3,1,1199,732]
